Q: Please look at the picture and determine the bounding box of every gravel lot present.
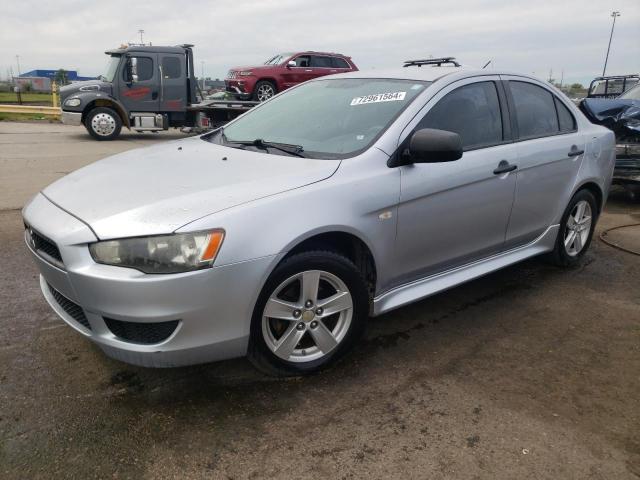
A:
[1,122,639,479]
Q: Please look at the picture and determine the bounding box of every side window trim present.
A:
[503,79,578,142]
[553,96,577,133]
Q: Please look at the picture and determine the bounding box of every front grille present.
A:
[227,70,236,79]
[26,226,64,267]
[104,318,179,345]
[47,283,91,330]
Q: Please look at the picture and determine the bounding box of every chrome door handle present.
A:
[493,160,517,175]
[305,69,312,72]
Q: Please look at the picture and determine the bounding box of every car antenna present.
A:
[482,60,492,69]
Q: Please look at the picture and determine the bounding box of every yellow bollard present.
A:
[51,81,59,108]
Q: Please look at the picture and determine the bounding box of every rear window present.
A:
[509,81,559,138]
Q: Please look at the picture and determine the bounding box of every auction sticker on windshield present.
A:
[351,91,406,106]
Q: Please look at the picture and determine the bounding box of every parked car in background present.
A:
[225,51,358,101]
[24,61,614,376]
[581,83,640,196]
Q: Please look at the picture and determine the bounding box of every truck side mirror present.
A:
[125,57,139,84]
[287,60,296,69]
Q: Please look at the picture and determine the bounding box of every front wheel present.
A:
[85,107,122,141]
[252,80,277,102]
[550,189,598,267]
[248,251,369,376]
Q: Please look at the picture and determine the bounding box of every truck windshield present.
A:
[264,53,294,65]
[211,78,430,159]
[619,84,640,100]
[100,56,121,82]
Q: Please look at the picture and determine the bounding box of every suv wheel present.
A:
[253,80,277,102]
[550,189,598,266]
[85,107,122,141]
[248,251,369,376]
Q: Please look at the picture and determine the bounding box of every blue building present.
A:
[19,70,95,82]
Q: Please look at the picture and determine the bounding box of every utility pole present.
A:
[15,55,21,76]
[138,29,145,45]
[602,11,620,76]
[201,61,205,90]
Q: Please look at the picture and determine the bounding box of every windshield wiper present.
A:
[226,138,306,157]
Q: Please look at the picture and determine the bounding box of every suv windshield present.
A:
[211,78,430,158]
[100,55,121,82]
[264,53,293,65]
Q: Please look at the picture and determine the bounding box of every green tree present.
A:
[54,69,69,86]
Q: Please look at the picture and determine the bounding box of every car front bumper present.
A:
[22,193,277,367]
[613,143,640,186]
[61,110,83,126]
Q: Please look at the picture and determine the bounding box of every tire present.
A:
[247,251,369,376]
[85,107,122,141]
[252,80,277,102]
[550,189,598,267]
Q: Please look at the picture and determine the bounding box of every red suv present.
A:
[225,51,358,101]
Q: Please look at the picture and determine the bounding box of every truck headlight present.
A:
[64,98,81,107]
[89,230,225,274]
[238,71,253,76]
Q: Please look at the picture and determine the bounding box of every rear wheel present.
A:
[85,107,122,141]
[252,80,277,102]
[248,251,369,376]
[550,189,598,266]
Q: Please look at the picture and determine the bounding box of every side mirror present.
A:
[287,60,296,69]
[393,128,463,166]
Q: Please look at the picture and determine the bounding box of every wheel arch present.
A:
[83,98,130,128]
[254,77,279,93]
[277,229,378,306]
[574,180,604,214]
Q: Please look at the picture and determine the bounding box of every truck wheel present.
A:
[85,107,122,141]
[253,80,277,102]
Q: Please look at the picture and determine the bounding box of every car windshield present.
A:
[210,78,430,159]
[264,53,294,65]
[619,84,640,100]
[100,55,121,82]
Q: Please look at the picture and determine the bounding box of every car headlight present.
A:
[89,230,225,274]
[64,98,81,107]
[238,71,253,76]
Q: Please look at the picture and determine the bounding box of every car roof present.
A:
[323,66,543,84]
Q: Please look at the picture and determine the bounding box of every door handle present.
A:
[568,145,584,157]
[151,91,158,100]
[305,69,313,72]
[493,160,517,175]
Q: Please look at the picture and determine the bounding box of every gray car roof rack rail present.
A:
[403,57,460,67]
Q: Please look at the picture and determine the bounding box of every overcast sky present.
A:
[1,0,638,85]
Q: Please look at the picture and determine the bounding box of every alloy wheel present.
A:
[261,270,353,363]
[256,84,275,101]
[564,200,592,256]
[91,113,117,137]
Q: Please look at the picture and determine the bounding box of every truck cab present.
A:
[59,44,201,140]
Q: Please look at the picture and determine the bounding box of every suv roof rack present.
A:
[403,57,460,68]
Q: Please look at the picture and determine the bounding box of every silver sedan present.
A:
[23,66,615,375]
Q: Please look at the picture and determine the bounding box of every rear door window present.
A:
[555,97,576,132]
[509,81,559,138]
[310,56,333,68]
[417,81,503,150]
[162,56,181,79]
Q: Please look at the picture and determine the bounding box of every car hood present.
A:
[43,137,340,240]
[230,65,277,73]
